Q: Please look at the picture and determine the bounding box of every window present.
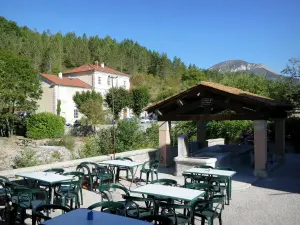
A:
[107,77,110,85]
[74,109,79,118]
[116,78,118,87]
[123,80,126,87]
[98,76,101,84]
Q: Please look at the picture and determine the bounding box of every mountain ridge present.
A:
[209,60,282,80]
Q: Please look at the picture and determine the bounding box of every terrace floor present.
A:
[4,154,300,225]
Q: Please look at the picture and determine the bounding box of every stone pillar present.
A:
[178,134,188,157]
[253,120,268,178]
[197,121,207,149]
[275,119,285,164]
[159,121,171,167]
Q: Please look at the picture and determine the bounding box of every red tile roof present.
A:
[40,73,91,88]
[63,64,130,77]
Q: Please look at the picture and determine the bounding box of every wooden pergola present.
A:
[145,81,293,177]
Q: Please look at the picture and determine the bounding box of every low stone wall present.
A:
[174,157,217,176]
[0,148,158,179]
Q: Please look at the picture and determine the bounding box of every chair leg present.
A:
[150,171,154,182]
[146,172,149,184]
[140,172,143,182]
[219,215,222,225]
[20,208,26,224]
[80,187,83,205]
[116,168,120,181]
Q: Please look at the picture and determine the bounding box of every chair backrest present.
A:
[0,175,9,182]
[122,157,133,162]
[63,171,84,181]
[44,168,64,174]
[98,183,130,201]
[13,187,48,208]
[140,215,174,225]
[142,160,159,170]
[87,201,124,215]
[123,195,155,218]
[151,179,177,186]
[32,204,70,225]
[195,165,214,169]
[160,202,193,225]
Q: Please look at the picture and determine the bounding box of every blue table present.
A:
[41,208,151,225]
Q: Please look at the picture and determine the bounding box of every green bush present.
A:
[26,112,65,139]
[145,123,159,148]
[80,119,159,158]
[80,128,113,158]
[13,148,41,168]
[206,120,253,143]
[44,135,75,151]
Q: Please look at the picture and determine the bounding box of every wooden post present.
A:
[254,120,268,178]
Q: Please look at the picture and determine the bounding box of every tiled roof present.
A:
[63,64,130,77]
[40,73,91,88]
[146,81,292,112]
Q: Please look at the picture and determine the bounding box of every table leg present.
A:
[129,166,138,190]
[51,185,55,204]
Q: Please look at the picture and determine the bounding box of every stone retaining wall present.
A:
[0,148,158,179]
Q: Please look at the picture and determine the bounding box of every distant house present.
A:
[37,62,131,124]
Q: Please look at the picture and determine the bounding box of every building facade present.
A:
[37,62,131,124]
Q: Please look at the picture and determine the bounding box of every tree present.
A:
[79,99,106,130]
[0,51,42,137]
[105,87,130,120]
[73,90,106,129]
[130,87,150,117]
[56,99,61,116]
[282,58,300,78]
[73,90,102,109]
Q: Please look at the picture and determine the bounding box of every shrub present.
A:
[80,118,158,158]
[206,120,253,143]
[51,151,63,162]
[13,148,41,168]
[44,135,75,151]
[80,128,113,158]
[115,118,145,152]
[26,112,64,139]
[145,123,159,148]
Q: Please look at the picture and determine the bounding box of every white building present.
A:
[37,62,131,124]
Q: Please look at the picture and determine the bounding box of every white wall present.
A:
[56,86,88,124]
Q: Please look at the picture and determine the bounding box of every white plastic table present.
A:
[41,208,151,225]
[184,168,236,177]
[99,160,144,189]
[183,168,236,201]
[131,184,205,202]
[16,172,74,204]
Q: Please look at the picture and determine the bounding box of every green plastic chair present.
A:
[11,186,49,224]
[98,183,130,203]
[192,195,225,225]
[123,195,156,218]
[151,179,177,186]
[215,167,233,204]
[140,160,159,184]
[115,157,133,181]
[160,202,193,225]
[186,183,214,200]
[87,201,125,215]
[140,215,174,225]
[44,168,64,174]
[0,176,9,198]
[32,204,70,225]
[62,172,85,205]
[55,180,81,209]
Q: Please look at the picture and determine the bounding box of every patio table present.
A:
[131,184,205,202]
[183,168,236,201]
[41,208,151,225]
[99,160,143,189]
[16,172,74,204]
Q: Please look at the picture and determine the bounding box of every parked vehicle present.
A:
[140,117,151,123]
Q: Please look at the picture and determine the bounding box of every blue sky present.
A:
[1,0,299,73]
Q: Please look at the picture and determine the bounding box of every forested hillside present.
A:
[1,16,300,106]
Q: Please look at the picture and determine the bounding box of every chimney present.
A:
[101,62,105,68]
[95,61,99,66]
[58,72,63,79]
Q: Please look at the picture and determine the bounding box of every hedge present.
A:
[26,112,65,139]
